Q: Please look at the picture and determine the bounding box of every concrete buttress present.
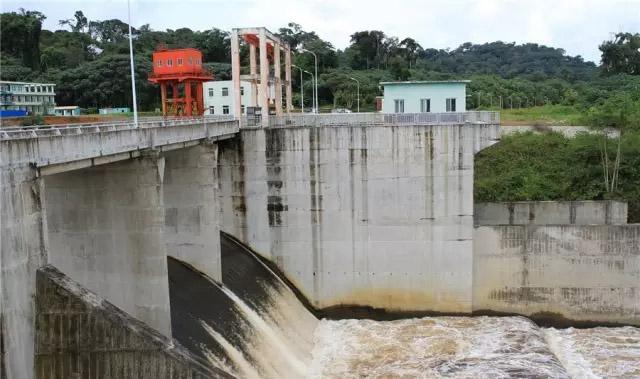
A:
[43,155,172,337]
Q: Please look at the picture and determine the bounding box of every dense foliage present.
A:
[475,131,640,222]
[2,9,637,112]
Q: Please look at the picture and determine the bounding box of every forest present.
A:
[1,9,638,115]
[2,9,640,220]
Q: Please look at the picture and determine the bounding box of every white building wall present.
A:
[203,80,275,116]
[382,82,467,114]
[0,81,56,115]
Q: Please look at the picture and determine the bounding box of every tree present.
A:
[349,30,387,69]
[399,37,423,69]
[600,32,640,75]
[0,9,45,71]
[59,10,88,33]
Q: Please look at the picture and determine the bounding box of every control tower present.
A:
[148,47,213,116]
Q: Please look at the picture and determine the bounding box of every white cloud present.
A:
[2,0,639,62]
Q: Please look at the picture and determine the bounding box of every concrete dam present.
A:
[1,113,639,378]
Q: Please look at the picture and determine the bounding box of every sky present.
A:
[3,0,640,63]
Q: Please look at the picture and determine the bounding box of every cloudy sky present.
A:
[3,0,639,63]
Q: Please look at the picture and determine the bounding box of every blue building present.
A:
[99,107,130,115]
[380,80,469,113]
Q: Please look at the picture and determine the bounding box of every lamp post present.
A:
[292,64,304,113]
[301,48,318,113]
[303,69,315,115]
[349,77,360,112]
[127,0,138,127]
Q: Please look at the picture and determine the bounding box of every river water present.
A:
[308,316,640,379]
[184,236,640,379]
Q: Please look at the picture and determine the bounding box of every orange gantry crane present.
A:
[148,47,213,116]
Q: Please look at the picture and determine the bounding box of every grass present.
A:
[495,104,586,126]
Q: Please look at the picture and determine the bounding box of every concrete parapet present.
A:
[43,155,172,337]
[35,265,228,378]
[475,200,628,226]
[163,144,222,281]
[473,224,640,325]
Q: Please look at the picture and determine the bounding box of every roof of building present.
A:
[54,106,80,110]
[380,80,471,85]
[0,80,57,85]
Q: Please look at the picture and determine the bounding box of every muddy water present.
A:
[309,316,640,379]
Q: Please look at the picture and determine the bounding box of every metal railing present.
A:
[264,111,500,128]
[0,115,235,141]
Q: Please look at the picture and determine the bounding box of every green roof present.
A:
[380,80,471,85]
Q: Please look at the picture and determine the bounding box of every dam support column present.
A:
[43,154,172,337]
[1,165,48,379]
[163,143,222,281]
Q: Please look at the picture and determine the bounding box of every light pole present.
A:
[349,77,360,112]
[292,64,304,113]
[303,69,315,115]
[476,91,482,109]
[301,48,318,113]
[127,0,138,127]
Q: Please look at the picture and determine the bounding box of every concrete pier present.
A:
[0,166,47,378]
[44,155,172,337]
[163,144,222,281]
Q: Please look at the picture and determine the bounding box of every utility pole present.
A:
[349,77,360,112]
[301,48,318,113]
[127,0,138,127]
[292,64,304,113]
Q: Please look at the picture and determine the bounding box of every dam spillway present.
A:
[168,232,639,378]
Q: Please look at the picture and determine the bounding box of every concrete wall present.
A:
[43,155,172,337]
[0,165,47,379]
[475,200,628,226]
[473,225,640,325]
[35,265,229,379]
[163,144,222,281]
[219,124,500,313]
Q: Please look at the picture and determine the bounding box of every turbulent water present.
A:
[308,317,640,379]
[171,235,640,379]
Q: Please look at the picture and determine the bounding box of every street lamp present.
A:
[127,0,138,127]
[292,64,304,113]
[349,77,360,113]
[303,69,315,115]
[301,48,318,113]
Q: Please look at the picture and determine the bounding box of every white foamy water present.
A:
[544,326,640,379]
[309,316,640,379]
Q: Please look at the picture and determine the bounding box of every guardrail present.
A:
[0,115,235,141]
[264,111,500,128]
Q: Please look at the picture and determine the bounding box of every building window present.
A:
[188,57,193,65]
[223,105,230,114]
[394,99,404,113]
[177,58,183,66]
[157,60,163,67]
[446,98,456,112]
[241,105,245,114]
[420,98,431,113]
[167,59,173,67]
[208,88,214,97]
[209,106,214,114]
[222,87,229,96]
[240,86,244,96]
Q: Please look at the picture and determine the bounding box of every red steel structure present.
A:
[148,48,213,116]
